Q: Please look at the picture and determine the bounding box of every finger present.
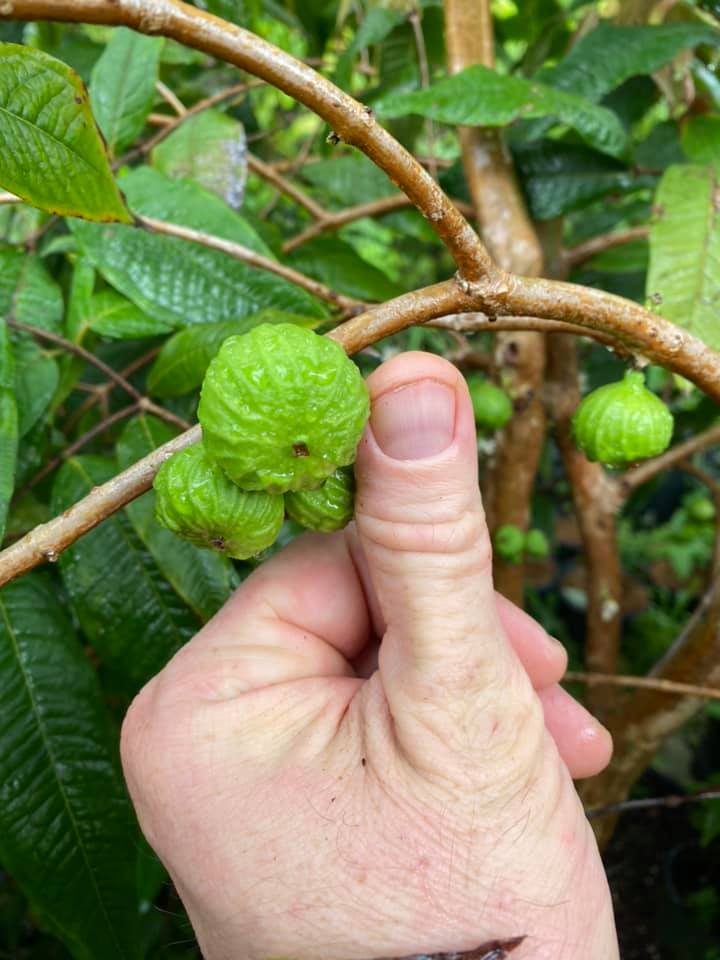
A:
[347,526,567,689]
[161,531,371,699]
[495,594,568,690]
[353,352,530,747]
[538,685,613,779]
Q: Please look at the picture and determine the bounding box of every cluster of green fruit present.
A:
[494,525,550,564]
[153,323,369,559]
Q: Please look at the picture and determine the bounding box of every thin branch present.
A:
[429,313,622,349]
[248,152,325,219]
[587,788,720,820]
[0,191,21,205]
[134,214,363,312]
[564,225,650,270]
[282,195,424,253]
[565,670,720,701]
[155,79,187,116]
[622,423,720,491]
[408,6,438,182]
[120,79,261,164]
[8,320,142,401]
[3,0,492,280]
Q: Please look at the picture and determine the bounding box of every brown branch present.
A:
[2,0,492,282]
[564,225,650,270]
[134,214,363,312]
[429,313,622,349]
[408,5,438,182]
[0,191,21,205]
[565,670,720,702]
[622,422,720,492]
[587,788,720,820]
[282,195,424,253]
[248,152,325,219]
[155,79,186,116]
[444,0,546,606]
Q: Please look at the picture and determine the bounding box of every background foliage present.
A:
[1,0,720,956]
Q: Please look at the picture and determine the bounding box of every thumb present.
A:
[354,352,529,750]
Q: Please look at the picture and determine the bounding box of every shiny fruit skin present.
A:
[572,370,673,467]
[467,376,513,431]
[198,323,369,493]
[285,467,355,532]
[153,443,284,559]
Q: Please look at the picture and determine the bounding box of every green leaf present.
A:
[376,64,628,157]
[682,116,720,174]
[0,43,130,222]
[0,243,63,331]
[647,164,720,351]
[152,109,248,209]
[538,21,720,104]
[90,29,163,156]
[88,289,174,339]
[300,155,397,207]
[0,319,17,543]
[65,259,96,343]
[286,235,403,301]
[0,574,141,960]
[69,169,327,327]
[513,142,648,220]
[12,335,59,436]
[52,456,198,688]
[334,7,405,87]
[116,415,238,622]
[147,309,320,397]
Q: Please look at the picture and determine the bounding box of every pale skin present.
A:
[121,352,620,960]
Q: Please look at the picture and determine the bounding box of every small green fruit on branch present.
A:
[572,371,674,468]
[467,376,513,432]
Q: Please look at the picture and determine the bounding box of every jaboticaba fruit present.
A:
[525,528,550,559]
[285,466,355,532]
[572,370,674,468]
[153,443,284,558]
[198,323,369,493]
[493,524,525,563]
[467,375,513,431]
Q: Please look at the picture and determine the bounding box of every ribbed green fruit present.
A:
[153,443,284,559]
[494,524,525,563]
[525,529,550,559]
[467,376,513,431]
[686,493,716,522]
[285,467,355,532]
[572,371,673,467]
[198,323,369,493]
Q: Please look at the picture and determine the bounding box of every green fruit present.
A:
[153,443,284,559]
[494,524,525,563]
[525,529,550,559]
[285,467,355,532]
[686,493,716,522]
[199,323,369,493]
[467,376,513,431]
[572,371,674,468]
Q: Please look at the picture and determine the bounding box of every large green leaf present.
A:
[88,289,174,340]
[513,142,650,220]
[0,44,130,222]
[152,109,248,209]
[538,21,720,103]
[69,169,326,327]
[90,29,163,156]
[116,415,238,622]
[0,243,63,331]
[376,64,628,157]
[0,574,141,960]
[0,318,17,543]
[147,308,320,397]
[647,164,720,351]
[52,456,198,688]
[12,335,59,436]
[682,116,720,174]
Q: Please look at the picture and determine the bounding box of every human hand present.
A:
[121,352,620,960]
